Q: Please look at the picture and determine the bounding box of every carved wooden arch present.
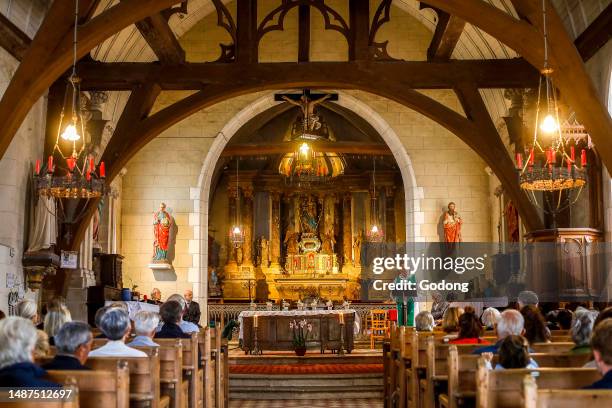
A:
[99,76,542,232]
[257,0,350,42]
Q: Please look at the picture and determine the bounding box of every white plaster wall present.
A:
[0,47,47,312]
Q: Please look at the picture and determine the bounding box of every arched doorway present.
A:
[191,91,422,316]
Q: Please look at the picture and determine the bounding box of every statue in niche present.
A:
[300,196,319,234]
[281,93,331,131]
[443,202,463,244]
[284,230,300,255]
[321,232,335,254]
[259,237,270,267]
[152,202,174,264]
[504,200,519,242]
[352,231,363,267]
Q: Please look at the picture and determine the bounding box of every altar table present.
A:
[239,310,356,354]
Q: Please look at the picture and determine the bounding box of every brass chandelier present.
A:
[33,0,106,200]
[516,0,588,213]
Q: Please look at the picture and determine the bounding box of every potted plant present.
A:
[290,319,312,356]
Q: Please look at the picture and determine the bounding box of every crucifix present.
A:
[275,89,338,133]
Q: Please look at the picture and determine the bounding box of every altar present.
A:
[239,310,356,354]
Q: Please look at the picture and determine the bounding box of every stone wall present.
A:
[119,1,493,302]
[0,47,47,312]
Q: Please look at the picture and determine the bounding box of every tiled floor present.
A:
[229,399,383,408]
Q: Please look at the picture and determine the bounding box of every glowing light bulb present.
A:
[371,225,379,234]
[61,123,81,141]
[232,226,242,235]
[299,142,310,157]
[540,114,559,134]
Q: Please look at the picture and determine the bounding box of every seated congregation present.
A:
[384,291,612,408]
[0,294,227,408]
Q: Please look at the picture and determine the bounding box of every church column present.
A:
[242,185,254,267]
[342,193,352,266]
[270,191,281,268]
[226,185,239,267]
[385,186,396,243]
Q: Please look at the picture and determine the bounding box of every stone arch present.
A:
[189,91,423,315]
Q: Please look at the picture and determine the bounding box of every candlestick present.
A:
[253,314,258,328]
[89,157,95,172]
[570,146,575,161]
[339,312,344,325]
[99,161,106,178]
[47,156,53,173]
[515,153,523,169]
[35,159,40,175]
[581,149,587,166]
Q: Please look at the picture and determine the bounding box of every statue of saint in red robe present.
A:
[443,202,462,245]
[153,202,173,262]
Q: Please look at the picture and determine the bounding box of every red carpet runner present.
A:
[229,363,383,375]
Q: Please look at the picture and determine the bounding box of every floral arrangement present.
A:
[290,319,313,348]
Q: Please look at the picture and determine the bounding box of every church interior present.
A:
[0,0,611,407]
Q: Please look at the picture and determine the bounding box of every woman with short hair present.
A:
[450,311,490,345]
[0,317,59,387]
[15,300,38,324]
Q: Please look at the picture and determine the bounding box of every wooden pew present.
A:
[87,348,170,408]
[531,342,574,353]
[156,333,201,408]
[476,360,601,408]
[141,340,187,408]
[383,336,392,408]
[210,325,228,408]
[0,378,79,408]
[388,326,406,407]
[399,330,435,408]
[440,347,593,408]
[46,363,129,408]
[523,374,612,408]
[198,327,213,408]
[421,338,483,408]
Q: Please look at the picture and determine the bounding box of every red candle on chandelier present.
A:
[99,162,106,178]
[571,146,575,162]
[581,149,587,166]
[35,159,40,175]
[549,148,556,164]
[66,157,76,171]
[89,157,95,173]
[515,153,523,169]
[47,156,53,173]
[529,148,534,166]
[86,170,91,181]
[567,159,571,172]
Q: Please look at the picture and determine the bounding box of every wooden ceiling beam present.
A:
[220,141,392,157]
[0,12,31,61]
[101,83,162,180]
[427,10,466,61]
[77,58,539,90]
[574,2,611,62]
[134,13,186,64]
[454,84,542,231]
[349,0,370,60]
[0,0,184,161]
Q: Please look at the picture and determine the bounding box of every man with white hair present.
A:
[473,309,527,355]
[128,311,160,347]
[0,317,59,387]
[481,307,502,330]
[89,308,146,357]
[42,321,92,370]
[183,289,201,326]
[165,294,199,333]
